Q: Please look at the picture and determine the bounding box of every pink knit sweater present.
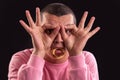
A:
[8,48,99,80]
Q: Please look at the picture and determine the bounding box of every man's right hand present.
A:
[19,7,60,58]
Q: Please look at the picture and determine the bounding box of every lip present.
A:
[51,48,65,54]
[55,48,64,53]
[51,48,65,59]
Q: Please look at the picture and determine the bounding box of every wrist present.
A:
[32,49,45,58]
[69,50,82,56]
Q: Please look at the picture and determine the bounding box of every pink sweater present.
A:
[8,48,99,80]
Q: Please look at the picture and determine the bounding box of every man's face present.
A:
[41,13,74,62]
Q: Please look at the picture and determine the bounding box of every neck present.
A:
[44,56,68,64]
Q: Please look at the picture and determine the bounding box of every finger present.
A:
[85,16,95,32]
[19,20,32,33]
[49,26,60,39]
[78,11,88,29]
[25,10,35,27]
[35,7,41,26]
[88,27,100,38]
[60,24,68,40]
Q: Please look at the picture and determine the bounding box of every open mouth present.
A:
[51,48,65,59]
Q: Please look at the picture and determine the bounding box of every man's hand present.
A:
[61,11,100,56]
[19,7,60,58]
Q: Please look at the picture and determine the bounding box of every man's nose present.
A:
[54,33,63,43]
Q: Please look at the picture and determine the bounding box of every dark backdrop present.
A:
[0,0,120,80]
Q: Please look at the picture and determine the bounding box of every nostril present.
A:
[54,40,59,44]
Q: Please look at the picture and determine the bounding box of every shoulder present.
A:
[8,48,33,74]
[82,50,95,58]
[13,48,33,57]
[82,50,98,65]
[10,48,33,63]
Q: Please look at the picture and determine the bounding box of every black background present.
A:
[0,0,120,80]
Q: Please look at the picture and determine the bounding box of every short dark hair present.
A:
[41,3,76,24]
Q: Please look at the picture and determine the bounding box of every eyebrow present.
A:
[65,24,74,26]
[64,24,74,29]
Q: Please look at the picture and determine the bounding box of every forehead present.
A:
[41,13,74,26]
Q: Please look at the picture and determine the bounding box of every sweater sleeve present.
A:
[68,51,99,80]
[8,51,45,80]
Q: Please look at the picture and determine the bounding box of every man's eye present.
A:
[45,29,54,35]
[65,29,72,35]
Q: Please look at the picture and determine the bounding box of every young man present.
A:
[8,3,100,80]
